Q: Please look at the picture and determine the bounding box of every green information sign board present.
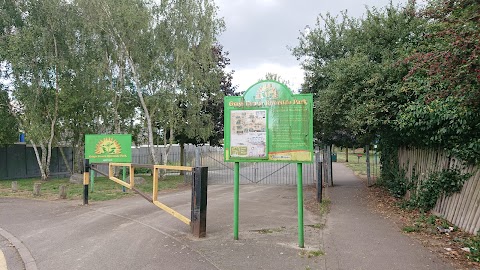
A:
[85,134,132,163]
[224,80,313,163]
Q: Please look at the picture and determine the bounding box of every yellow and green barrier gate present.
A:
[82,134,207,238]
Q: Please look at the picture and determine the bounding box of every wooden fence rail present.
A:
[398,147,480,234]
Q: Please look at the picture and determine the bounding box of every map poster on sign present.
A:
[230,110,267,158]
[85,134,132,163]
[224,80,313,163]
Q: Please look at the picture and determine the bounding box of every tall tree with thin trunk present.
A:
[2,0,75,179]
[77,0,224,164]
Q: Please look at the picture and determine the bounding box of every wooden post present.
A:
[59,185,67,199]
[12,181,18,192]
[191,167,208,238]
[33,182,41,196]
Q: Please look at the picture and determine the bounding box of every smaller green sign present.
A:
[85,134,132,163]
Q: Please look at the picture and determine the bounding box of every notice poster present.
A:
[224,80,313,163]
[230,110,267,158]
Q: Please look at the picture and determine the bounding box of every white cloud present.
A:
[257,0,280,8]
[215,0,408,94]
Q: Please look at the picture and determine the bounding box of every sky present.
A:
[214,0,408,92]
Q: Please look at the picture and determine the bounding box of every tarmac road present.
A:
[0,163,455,270]
[0,185,323,270]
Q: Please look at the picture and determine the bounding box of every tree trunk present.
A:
[345,147,349,162]
[44,32,59,180]
[112,50,124,134]
[129,55,157,165]
[31,140,47,180]
[102,4,157,165]
[59,147,73,175]
[46,141,52,179]
[40,142,49,180]
[74,136,84,173]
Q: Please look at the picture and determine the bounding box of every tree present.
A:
[167,44,236,171]
[207,45,237,146]
[153,0,225,165]
[173,44,236,146]
[58,2,140,171]
[398,0,480,162]
[0,1,23,146]
[0,90,18,145]
[77,0,224,165]
[1,0,227,178]
[1,0,79,179]
[292,5,424,146]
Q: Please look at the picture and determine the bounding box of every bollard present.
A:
[83,159,90,205]
[59,185,67,199]
[317,162,323,203]
[33,182,41,196]
[191,167,208,238]
[12,181,18,193]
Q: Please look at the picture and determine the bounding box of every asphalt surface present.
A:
[0,163,455,270]
[323,163,454,270]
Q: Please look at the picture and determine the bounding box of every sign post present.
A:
[234,162,240,240]
[224,80,313,247]
[297,163,304,248]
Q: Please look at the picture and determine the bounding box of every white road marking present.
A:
[0,249,7,270]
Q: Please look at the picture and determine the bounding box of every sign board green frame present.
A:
[224,80,313,163]
[85,134,132,163]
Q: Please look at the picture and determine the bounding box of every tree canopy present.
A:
[0,0,232,177]
[293,0,479,163]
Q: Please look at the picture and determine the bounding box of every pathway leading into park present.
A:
[323,162,453,269]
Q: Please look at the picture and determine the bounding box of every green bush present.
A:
[465,235,480,262]
[409,168,470,211]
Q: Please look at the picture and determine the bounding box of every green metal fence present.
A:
[0,144,73,180]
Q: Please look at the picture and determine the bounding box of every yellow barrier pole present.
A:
[130,164,134,187]
[153,167,158,201]
[153,201,191,225]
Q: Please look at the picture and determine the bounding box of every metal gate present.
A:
[107,145,317,186]
[200,149,316,185]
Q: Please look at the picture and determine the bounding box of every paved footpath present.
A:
[323,162,454,270]
[0,163,455,270]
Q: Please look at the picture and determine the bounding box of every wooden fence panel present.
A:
[398,147,480,234]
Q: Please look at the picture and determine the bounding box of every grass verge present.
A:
[0,175,187,201]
